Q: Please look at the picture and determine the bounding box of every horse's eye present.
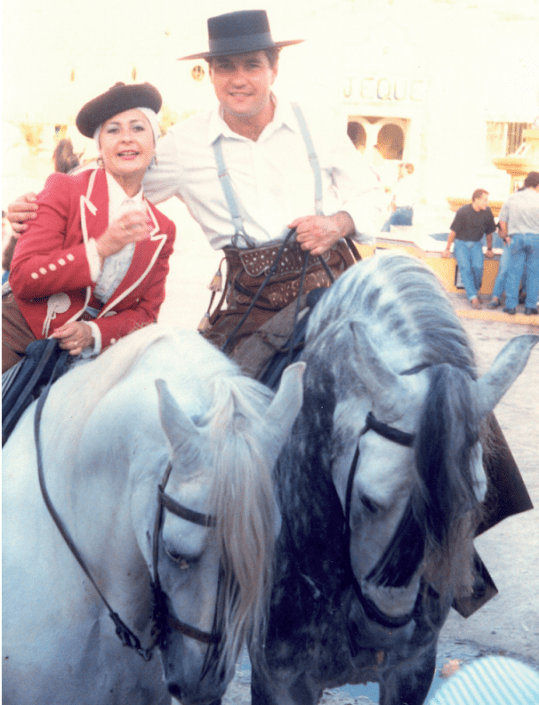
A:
[165,548,190,569]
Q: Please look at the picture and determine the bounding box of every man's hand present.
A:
[7,193,38,234]
[51,321,94,356]
[485,249,494,259]
[290,212,354,256]
[441,250,451,259]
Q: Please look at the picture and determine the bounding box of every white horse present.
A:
[2,325,304,705]
[252,251,538,705]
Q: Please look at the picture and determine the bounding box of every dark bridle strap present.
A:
[343,368,426,629]
[152,465,221,647]
[364,411,415,448]
[159,488,216,528]
[33,354,153,661]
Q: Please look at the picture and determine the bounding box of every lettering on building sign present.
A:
[344,77,426,102]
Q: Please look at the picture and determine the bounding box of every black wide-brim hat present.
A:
[76,82,162,138]
[179,10,303,61]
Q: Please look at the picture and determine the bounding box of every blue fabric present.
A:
[491,244,510,300]
[381,206,413,232]
[505,232,539,309]
[454,239,484,301]
[429,656,539,705]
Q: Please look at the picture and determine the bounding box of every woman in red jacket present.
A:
[3,82,176,372]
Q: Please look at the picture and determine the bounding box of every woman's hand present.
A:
[96,210,152,260]
[51,321,94,356]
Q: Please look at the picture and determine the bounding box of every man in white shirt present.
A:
[8,9,381,356]
[381,162,416,232]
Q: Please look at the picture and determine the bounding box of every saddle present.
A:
[2,339,71,446]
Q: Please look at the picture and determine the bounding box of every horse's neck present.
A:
[276,367,348,583]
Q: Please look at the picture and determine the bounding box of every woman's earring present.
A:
[97,156,104,168]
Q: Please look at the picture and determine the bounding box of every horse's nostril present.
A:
[168,682,182,698]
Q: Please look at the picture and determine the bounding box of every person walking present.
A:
[442,189,495,309]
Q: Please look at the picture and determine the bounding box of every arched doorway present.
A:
[347,121,367,152]
[375,123,404,160]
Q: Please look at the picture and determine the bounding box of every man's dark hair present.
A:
[472,189,488,201]
[523,171,539,189]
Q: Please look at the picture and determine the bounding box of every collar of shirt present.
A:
[105,171,144,220]
[207,93,298,145]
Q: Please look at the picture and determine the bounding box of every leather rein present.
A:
[33,361,220,662]
[343,364,429,630]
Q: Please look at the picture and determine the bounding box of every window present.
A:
[486,121,531,157]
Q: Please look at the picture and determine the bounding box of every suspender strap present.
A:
[212,101,325,245]
[291,102,323,216]
[213,138,256,248]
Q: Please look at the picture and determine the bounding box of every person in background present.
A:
[487,222,510,308]
[8,10,381,356]
[441,189,495,309]
[497,170,539,315]
[52,138,81,174]
[381,161,416,232]
[2,82,175,373]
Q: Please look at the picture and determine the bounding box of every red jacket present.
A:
[10,168,176,350]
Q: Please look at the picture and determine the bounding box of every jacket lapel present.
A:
[98,199,167,317]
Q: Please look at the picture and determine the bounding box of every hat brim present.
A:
[76,83,162,138]
[179,39,304,61]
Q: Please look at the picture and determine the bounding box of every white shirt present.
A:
[499,187,539,235]
[144,96,381,249]
[393,173,417,209]
[84,172,145,354]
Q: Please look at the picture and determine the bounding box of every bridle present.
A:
[151,462,221,649]
[343,364,429,630]
[33,365,220,662]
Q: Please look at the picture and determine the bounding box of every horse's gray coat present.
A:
[250,252,538,705]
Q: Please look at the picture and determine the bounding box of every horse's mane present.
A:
[48,324,177,458]
[307,252,483,598]
[199,373,278,677]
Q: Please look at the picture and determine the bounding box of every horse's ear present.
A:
[155,379,200,454]
[475,335,538,418]
[264,361,305,439]
[349,322,407,420]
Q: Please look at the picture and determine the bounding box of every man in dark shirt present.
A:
[442,189,495,308]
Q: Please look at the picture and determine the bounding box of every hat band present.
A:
[208,31,273,55]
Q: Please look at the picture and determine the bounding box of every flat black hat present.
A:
[179,10,303,61]
[76,82,162,138]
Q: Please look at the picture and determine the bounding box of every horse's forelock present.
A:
[204,376,276,677]
[412,365,482,593]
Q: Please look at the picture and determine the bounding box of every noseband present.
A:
[344,365,428,630]
[151,462,221,648]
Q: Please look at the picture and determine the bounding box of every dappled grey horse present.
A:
[251,251,537,705]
